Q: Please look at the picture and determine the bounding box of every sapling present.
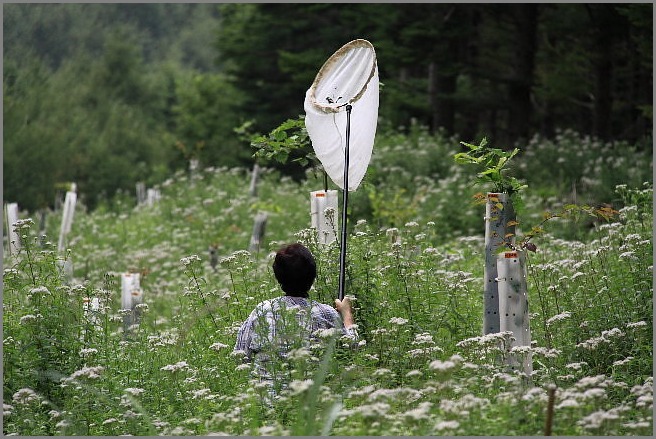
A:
[454,138,618,252]
[251,116,340,247]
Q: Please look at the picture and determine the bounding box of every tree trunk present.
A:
[507,4,539,143]
[587,4,620,142]
[593,42,612,141]
[428,61,456,134]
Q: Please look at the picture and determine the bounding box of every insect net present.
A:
[304,39,379,191]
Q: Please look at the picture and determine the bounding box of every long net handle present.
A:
[337,104,352,301]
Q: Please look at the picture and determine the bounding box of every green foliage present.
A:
[2,4,224,211]
[250,117,314,167]
[516,129,653,206]
[454,138,527,196]
[4,3,653,212]
[3,169,652,435]
[514,203,620,252]
[215,3,652,147]
[172,71,247,168]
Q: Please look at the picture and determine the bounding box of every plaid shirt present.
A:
[234,295,357,379]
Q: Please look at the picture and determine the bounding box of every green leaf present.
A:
[459,141,481,151]
[272,130,287,141]
[454,153,480,164]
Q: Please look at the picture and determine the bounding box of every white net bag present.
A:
[304,39,379,191]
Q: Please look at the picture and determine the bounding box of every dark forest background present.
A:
[3,3,653,212]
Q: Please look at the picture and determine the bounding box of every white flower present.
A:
[546,311,571,326]
[314,327,340,339]
[68,366,104,380]
[622,421,651,429]
[389,317,408,325]
[12,218,35,231]
[289,379,314,395]
[619,251,638,261]
[372,368,393,377]
[556,398,579,409]
[575,374,608,389]
[403,401,433,420]
[577,407,626,430]
[635,394,653,408]
[565,362,587,371]
[56,419,71,429]
[287,347,312,360]
[124,388,145,396]
[134,303,149,312]
[429,359,457,372]
[583,388,608,399]
[532,347,562,358]
[12,388,40,405]
[160,361,189,372]
[434,420,460,432]
[259,425,281,435]
[180,255,201,266]
[28,286,50,297]
[190,388,212,399]
[355,402,391,418]
[79,348,98,357]
[412,332,434,345]
[19,314,41,325]
[601,328,625,338]
[209,342,229,351]
[612,357,633,367]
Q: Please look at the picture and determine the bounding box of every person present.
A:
[233,243,357,396]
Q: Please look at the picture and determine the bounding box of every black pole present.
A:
[338,104,352,301]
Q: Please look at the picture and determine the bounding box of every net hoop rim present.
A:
[307,39,377,114]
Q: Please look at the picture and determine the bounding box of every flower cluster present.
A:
[180,255,201,266]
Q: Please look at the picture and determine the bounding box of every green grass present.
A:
[3,129,653,436]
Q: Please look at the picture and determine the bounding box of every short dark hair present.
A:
[272,243,316,297]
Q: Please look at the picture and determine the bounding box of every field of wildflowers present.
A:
[3,129,653,436]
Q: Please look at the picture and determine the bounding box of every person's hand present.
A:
[335,297,354,328]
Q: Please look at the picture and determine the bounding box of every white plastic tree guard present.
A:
[121,272,143,330]
[249,212,268,252]
[249,163,261,197]
[189,158,199,173]
[146,188,161,206]
[136,182,147,205]
[57,190,77,252]
[496,250,532,375]
[483,192,516,334]
[5,202,21,255]
[310,190,338,245]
